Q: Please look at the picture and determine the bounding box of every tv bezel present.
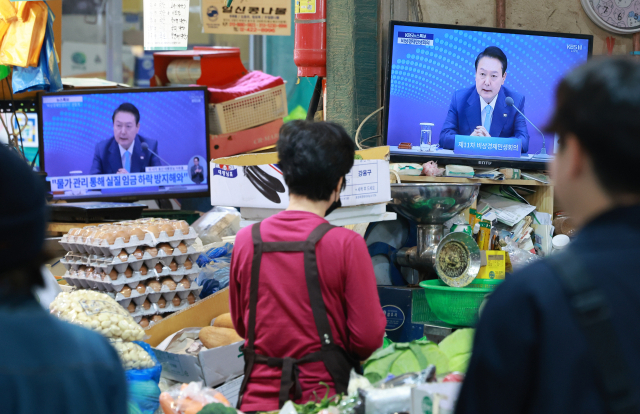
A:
[383,20,593,170]
[38,86,211,202]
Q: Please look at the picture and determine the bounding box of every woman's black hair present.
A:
[277,120,355,201]
[546,56,640,196]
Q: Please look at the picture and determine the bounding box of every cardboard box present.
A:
[210,146,391,209]
[144,289,245,387]
[378,286,426,343]
[210,119,282,159]
[477,250,506,280]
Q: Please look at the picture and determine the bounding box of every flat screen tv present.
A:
[383,21,593,169]
[39,87,210,201]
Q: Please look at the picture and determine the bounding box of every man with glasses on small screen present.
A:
[439,46,530,153]
[90,103,161,175]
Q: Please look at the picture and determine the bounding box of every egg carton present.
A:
[93,260,160,279]
[156,249,201,265]
[153,263,200,279]
[127,302,160,319]
[113,281,201,303]
[146,285,202,303]
[95,268,161,288]
[117,294,153,311]
[60,253,94,270]
[139,314,172,328]
[155,298,195,315]
[93,228,199,257]
[128,292,201,323]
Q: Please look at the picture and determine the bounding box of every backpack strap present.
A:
[546,253,640,414]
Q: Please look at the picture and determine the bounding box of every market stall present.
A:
[0,0,618,412]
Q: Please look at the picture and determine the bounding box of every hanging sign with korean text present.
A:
[201,0,291,36]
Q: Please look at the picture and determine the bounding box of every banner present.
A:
[48,171,197,192]
[201,0,291,36]
[454,135,521,158]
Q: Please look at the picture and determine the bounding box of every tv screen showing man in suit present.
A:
[438,47,529,153]
[40,88,209,200]
[385,24,591,161]
[90,103,162,174]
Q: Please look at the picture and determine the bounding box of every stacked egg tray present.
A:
[59,219,204,327]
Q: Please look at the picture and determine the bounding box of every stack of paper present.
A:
[478,190,536,227]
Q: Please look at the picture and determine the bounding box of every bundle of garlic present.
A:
[50,290,156,371]
[112,341,155,370]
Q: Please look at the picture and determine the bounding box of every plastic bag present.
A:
[49,290,145,342]
[0,1,47,68]
[502,237,539,272]
[192,207,240,245]
[196,243,233,297]
[0,0,17,23]
[159,381,231,414]
[126,341,162,414]
[12,3,62,93]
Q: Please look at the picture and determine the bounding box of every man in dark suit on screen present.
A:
[90,103,161,175]
[439,46,530,153]
[190,157,204,184]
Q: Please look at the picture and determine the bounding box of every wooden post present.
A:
[634,32,640,56]
[496,0,506,29]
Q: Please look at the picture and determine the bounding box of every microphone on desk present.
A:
[505,96,552,160]
[141,142,172,166]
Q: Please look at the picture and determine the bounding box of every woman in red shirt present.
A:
[229,120,387,412]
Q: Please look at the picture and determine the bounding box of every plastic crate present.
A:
[419,279,503,327]
[208,84,288,135]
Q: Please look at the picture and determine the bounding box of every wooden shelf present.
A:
[392,175,551,186]
[389,174,555,215]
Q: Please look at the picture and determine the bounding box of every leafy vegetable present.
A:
[439,329,474,360]
[292,382,342,414]
[198,402,237,414]
[363,331,474,381]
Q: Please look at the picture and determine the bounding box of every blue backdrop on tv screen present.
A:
[387,25,590,154]
[42,89,208,177]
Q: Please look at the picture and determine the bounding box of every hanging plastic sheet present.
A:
[12,4,62,94]
[0,1,47,68]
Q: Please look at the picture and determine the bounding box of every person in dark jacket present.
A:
[90,103,161,175]
[0,144,128,414]
[190,157,204,184]
[455,57,640,414]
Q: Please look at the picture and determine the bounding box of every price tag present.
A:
[144,0,190,50]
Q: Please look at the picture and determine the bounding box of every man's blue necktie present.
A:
[483,105,493,132]
[123,151,131,173]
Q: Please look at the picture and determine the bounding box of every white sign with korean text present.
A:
[144,0,190,50]
[201,0,291,36]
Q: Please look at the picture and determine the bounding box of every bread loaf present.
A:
[212,313,234,329]
[199,326,242,349]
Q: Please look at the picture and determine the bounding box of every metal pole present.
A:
[249,35,255,71]
[262,35,268,72]
[106,0,124,83]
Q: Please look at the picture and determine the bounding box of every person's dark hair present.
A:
[194,157,200,163]
[277,120,355,201]
[546,57,640,196]
[475,46,508,75]
[0,144,47,291]
[112,103,140,124]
